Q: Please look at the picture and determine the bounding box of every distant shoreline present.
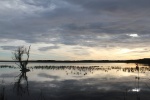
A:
[0,58,149,64]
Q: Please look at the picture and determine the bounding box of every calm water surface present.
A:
[0,62,150,100]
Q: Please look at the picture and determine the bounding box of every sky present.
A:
[0,0,150,60]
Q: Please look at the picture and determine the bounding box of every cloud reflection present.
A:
[38,73,60,79]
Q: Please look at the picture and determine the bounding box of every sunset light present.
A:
[0,0,150,99]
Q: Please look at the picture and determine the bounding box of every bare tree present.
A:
[12,45,31,71]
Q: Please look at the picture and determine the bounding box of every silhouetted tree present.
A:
[12,45,31,71]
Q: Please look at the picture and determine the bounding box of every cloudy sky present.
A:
[0,0,150,60]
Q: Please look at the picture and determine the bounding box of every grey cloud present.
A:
[1,46,19,50]
[57,20,150,48]
[64,0,150,13]
[22,0,52,8]
[61,0,150,36]
[56,32,142,48]
[61,21,150,35]
[0,0,149,50]
[38,45,60,51]
[0,0,81,43]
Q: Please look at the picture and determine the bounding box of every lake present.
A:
[0,62,150,100]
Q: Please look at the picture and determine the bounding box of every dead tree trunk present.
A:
[12,45,31,71]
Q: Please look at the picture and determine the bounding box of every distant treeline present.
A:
[0,58,150,64]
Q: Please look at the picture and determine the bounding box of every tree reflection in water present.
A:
[0,80,7,100]
[13,71,29,96]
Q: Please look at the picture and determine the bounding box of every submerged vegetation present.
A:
[0,64,150,74]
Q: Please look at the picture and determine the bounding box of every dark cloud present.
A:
[64,0,150,14]
[0,0,149,51]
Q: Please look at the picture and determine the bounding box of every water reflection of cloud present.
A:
[0,73,18,78]
[2,76,150,100]
[38,73,60,79]
[1,63,150,99]
[72,76,84,78]
[28,78,150,100]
